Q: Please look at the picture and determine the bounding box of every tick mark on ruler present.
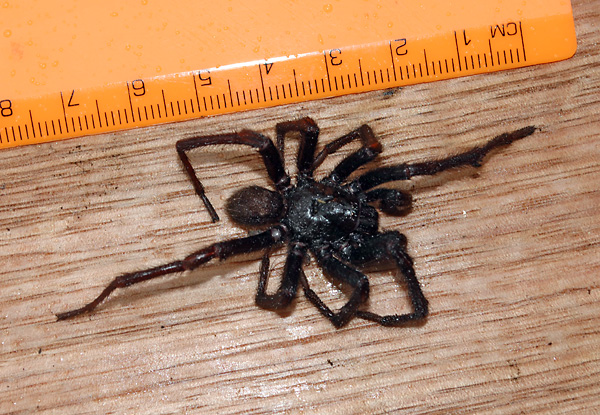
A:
[162,90,168,116]
[59,92,70,133]
[29,110,36,139]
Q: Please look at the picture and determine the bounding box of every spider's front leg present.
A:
[350,126,537,192]
[176,129,289,222]
[56,227,285,320]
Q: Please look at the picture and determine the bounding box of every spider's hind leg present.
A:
[176,130,288,222]
[346,231,429,327]
[56,227,284,320]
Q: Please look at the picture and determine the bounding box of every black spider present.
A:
[57,118,536,327]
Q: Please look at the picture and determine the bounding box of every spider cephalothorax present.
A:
[57,117,536,328]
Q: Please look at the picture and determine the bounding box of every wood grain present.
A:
[1,1,599,413]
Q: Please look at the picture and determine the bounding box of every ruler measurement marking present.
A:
[161,91,168,117]
[227,80,234,108]
[323,52,332,91]
[126,82,135,123]
[358,59,364,86]
[454,31,463,72]
[519,21,527,61]
[0,10,575,150]
[95,101,102,128]
[192,74,201,113]
[259,64,267,102]
[59,92,69,133]
[488,40,495,66]
[28,110,36,139]
[389,41,397,82]
[293,70,299,96]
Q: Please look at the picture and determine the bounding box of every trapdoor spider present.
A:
[57,118,535,327]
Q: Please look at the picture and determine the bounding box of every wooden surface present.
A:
[1,2,599,413]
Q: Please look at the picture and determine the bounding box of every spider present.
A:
[57,118,536,327]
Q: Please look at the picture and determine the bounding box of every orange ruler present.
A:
[0,0,576,149]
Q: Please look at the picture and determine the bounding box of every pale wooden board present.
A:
[1,1,599,413]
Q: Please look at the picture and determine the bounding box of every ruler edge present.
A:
[0,11,578,150]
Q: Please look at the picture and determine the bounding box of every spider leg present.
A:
[275,117,320,175]
[309,124,382,183]
[350,126,537,192]
[305,247,370,328]
[176,130,289,222]
[255,243,305,310]
[56,226,285,320]
[339,231,428,326]
[366,188,413,215]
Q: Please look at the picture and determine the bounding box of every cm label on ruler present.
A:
[0,4,576,149]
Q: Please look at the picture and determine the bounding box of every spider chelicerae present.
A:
[57,118,536,327]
